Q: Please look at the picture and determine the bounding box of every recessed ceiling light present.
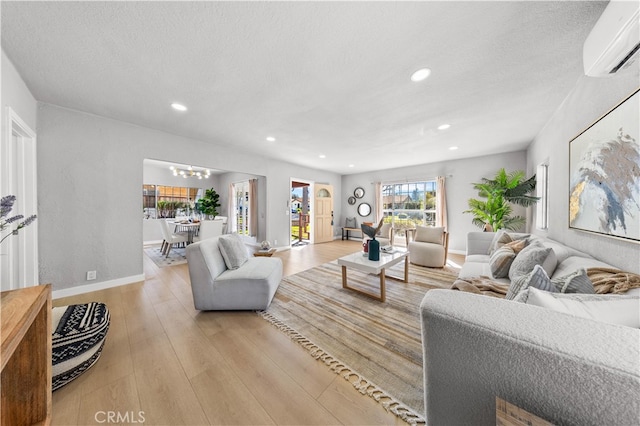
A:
[410,68,431,82]
[348,164,355,168]
[266,136,276,142]
[319,154,326,159]
[449,146,459,150]
[438,124,451,130]
[171,103,187,112]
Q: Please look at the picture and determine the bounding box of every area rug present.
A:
[259,260,458,425]
[143,245,187,267]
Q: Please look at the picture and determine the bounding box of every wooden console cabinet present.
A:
[1,284,52,425]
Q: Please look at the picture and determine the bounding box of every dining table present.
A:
[170,220,200,244]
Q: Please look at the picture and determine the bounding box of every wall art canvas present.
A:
[569,88,640,242]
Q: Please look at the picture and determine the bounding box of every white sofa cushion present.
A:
[516,287,640,328]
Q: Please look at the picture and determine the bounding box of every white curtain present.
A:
[374,182,382,222]
[436,176,448,231]
[249,179,258,237]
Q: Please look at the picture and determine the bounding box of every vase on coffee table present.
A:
[368,237,380,261]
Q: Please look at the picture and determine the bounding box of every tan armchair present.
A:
[407,226,449,267]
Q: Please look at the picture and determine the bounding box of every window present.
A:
[381,180,437,234]
[232,181,251,235]
[141,185,202,218]
[536,163,549,230]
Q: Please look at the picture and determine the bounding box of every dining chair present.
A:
[215,216,228,234]
[159,219,189,258]
[194,220,223,242]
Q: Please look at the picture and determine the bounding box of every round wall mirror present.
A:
[357,202,371,217]
[347,196,356,205]
[354,187,365,198]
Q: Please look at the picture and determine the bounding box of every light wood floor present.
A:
[52,240,464,425]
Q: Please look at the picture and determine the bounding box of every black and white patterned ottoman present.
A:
[52,302,110,391]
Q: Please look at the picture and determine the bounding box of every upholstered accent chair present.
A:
[408,226,449,268]
[186,235,282,310]
[362,222,394,247]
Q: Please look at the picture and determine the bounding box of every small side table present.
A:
[254,248,276,257]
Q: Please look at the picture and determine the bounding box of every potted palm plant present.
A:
[464,168,538,231]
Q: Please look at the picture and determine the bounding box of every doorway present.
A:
[1,108,38,291]
[291,180,311,247]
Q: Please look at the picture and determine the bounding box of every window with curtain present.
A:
[232,180,251,235]
[381,181,438,232]
[536,163,549,230]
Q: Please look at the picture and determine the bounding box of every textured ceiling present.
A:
[1,1,607,175]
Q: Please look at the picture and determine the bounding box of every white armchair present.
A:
[408,226,449,267]
[362,222,394,247]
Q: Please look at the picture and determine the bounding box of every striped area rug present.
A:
[260,259,458,425]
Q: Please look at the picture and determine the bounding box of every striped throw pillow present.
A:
[551,268,595,294]
[506,264,557,300]
[489,246,517,278]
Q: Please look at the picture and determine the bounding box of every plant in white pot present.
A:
[195,188,221,220]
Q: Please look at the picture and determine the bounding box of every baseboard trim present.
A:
[52,273,145,300]
[448,248,466,255]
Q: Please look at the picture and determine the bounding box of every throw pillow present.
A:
[541,249,558,277]
[551,268,595,294]
[508,241,552,281]
[504,238,528,254]
[489,246,517,278]
[345,217,357,228]
[487,230,530,255]
[218,233,249,270]
[487,230,511,255]
[415,226,444,244]
[520,287,640,328]
[506,264,557,300]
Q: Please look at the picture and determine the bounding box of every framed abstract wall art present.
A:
[569,88,640,242]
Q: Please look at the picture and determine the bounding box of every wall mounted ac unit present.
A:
[583,0,640,77]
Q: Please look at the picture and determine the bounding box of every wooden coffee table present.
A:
[337,249,409,302]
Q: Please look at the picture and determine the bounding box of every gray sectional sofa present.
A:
[460,231,614,284]
[419,231,640,425]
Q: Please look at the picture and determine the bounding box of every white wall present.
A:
[341,151,527,253]
[527,66,640,274]
[1,50,37,131]
[37,103,342,291]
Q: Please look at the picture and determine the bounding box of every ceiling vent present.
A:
[583,0,640,77]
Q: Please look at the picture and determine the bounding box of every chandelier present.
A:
[169,165,211,180]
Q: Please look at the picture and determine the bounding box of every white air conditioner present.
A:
[583,0,640,77]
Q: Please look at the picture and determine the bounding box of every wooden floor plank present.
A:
[50,240,464,425]
[191,368,277,425]
[130,333,209,425]
[209,330,342,425]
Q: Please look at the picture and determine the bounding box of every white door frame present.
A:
[1,107,38,290]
